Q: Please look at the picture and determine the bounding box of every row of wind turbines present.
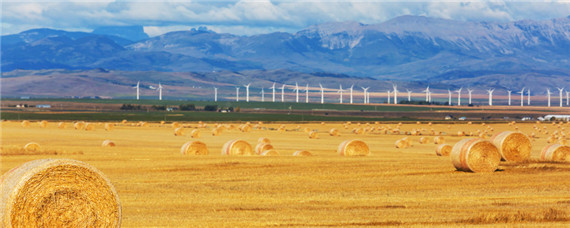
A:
[134,81,570,107]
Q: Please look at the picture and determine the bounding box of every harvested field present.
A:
[1,121,570,227]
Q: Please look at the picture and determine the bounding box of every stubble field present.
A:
[1,120,570,227]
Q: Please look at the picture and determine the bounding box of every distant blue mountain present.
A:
[2,16,569,83]
[92,25,149,42]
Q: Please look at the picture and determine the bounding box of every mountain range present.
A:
[1,15,569,97]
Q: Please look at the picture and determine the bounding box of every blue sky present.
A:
[2,0,569,37]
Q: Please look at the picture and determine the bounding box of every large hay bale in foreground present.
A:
[0,159,121,227]
[540,144,570,161]
[338,140,369,156]
[435,144,452,156]
[434,136,445,144]
[23,143,41,152]
[180,141,209,155]
[221,140,254,156]
[451,138,501,173]
[101,140,116,147]
[21,120,30,128]
[292,151,312,156]
[329,128,339,136]
[257,137,271,144]
[255,143,274,155]
[490,131,532,162]
[190,129,201,138]
[261,150,279,156]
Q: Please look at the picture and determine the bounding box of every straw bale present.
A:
[292,151,312,156]
[395,139,408,148]
[338,139,369,156]
[240,125,252,132]
[329,128,340,136]
[540,144,570,161]
[104,123,114,131]
[451,138,501,173]
[0,159,121,227]
[190,129,201,138]
[261,150,279,156]
[101,140,116,147]
[180,141,209,155]
[74,122,85,130]
[221,140,254,156]
[84,123,95,131]
[303,127,311,133]
[258,137,271,144]
[321,122,326,125]
[419,137,429,144]
[255,143,274,155]
[490,131,532,162]
[121,120,127,124]
[308,131,318,139]
[435,144,452,156]
[212,128,222,136]
[38,120,48,128]
[24,143,41,152]
[21,120,30,127]
[457,131,465,136]
[171,122,180,128]
[57,122,66,129]
[174,127,185,136]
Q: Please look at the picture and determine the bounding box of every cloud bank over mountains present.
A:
[3,0,570,36]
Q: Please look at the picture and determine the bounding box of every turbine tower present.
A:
[387,90,391,104]
[507,90,512,106]
[566,91,570,106]
[319,84,325,104]
[235,87,240,102]
[392,84,398,104]
[447,89,452,106]
[362,87,370,104]
[244,83,251,102]
[269,82,276,102]
[557,87,564,107]
[158,82,163,101]
[293,82,300,103]
[261,88,265,102]
[337,85,345,104]
[517,88,525,107]
[455,87,463,106]
[304,84,309,103]
[134,81,140,100]
[487,89,495,106]
[349,85,354,104]
[547,88,552,107]
[406,89,412,102]
[214,87,218,102]
[281,84,286,103]
[423,86,430,102]
[527,89,531,105]
[467,88,474,105]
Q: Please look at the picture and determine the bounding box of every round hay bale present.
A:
[419,137,429,144]
[261,150,279,156]
[308,131,318,139]
[23,142,41,152]
[57,122,66,129]
[321,122,326,125]
[435,144,452,156]
[395,139,408,148]
[434,136,445,144]
[292,151,312,156]
[540,144,570,161]
[338,140,369,156]
[84,123,95,131]
[74,122,85,130]
[255,143,274,155]
[457,131,465,136]
[38,120,48,128]
[329,128,339,136]
[21,120,31,128]
[450,138,501,173]
[174,127,184,136]
[121,120,127,124]
[101,140,116,147]
[257,137,271,144]
[212,128,222,136]
[490,131,532,162]
[172,122,180,128]
[221,139,254,156]
[190,129,201,138]
[0,159,121,227]
[240,125,252,132]
[104,123,114,131]
[180,141,209,155]
[303,127,311,133]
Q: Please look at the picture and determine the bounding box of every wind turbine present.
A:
[507,90,512,106]
[517,88,525,107]
[566,91,570,106]
[487,89,495,106]
[304,84,309,103]
[349,85,354,104]
[547,88,552,107]
[214,87,218,102]
[456,87,463,106]
[387,90,391,104]
[158,82,163,100]
[319,84,325,104]
[235,87,240,102]
[447,89,452,106]
[392,84,398,104]
[337,85,345,104]
[527,89,531,106]
[293,82,299,103]
[406,89,412,102]
[281,84,286,102]
[423,86,430,102]
[244,83,251,102]
[557,87,564,107]
[467,88,474,105]
[269,82,276,102]
[133,81,140,100]
[261,88,265,102]
[362,87,370,104]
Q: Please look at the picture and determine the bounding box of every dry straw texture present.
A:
[329,128,339,136]
[435,144,452,156]
[292,151,312,156]
[419,137,429,144]
[490,131,532,162]
[540,144,570,161]
[434,136,445,144]
[190,129,201,138]
[261,150,279,156]
[211,128,221,136]
[255,143,274,155]
[23,143,41,152]
[0,159,121,227]
[174,127,184,136]
[57,122,66,129]
[180,141,209,155]
[451,138,501,173]
[101,140,116,147]
[171,122,180,128]
[221,140,254,156]
[20,121,30,128]
[104,123,114,131]
[39,121,48,128]
[84,123,95,131]
[308,131,318,139]
[257,137,271,144]
[338,140,370,156]
[74,122,85,130]
[395,139,408,148]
